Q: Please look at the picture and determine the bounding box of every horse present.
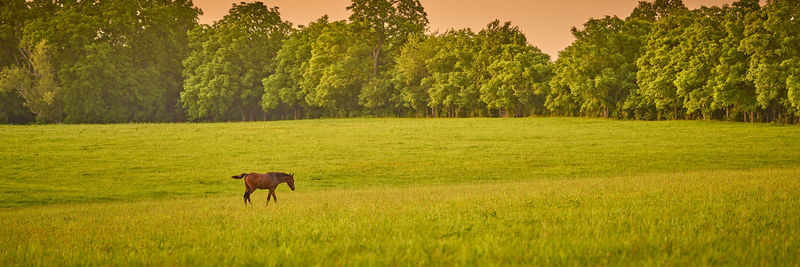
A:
[232,172,295,206]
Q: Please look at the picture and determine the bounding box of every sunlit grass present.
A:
[1,118,799,265]
[1,168,798,265]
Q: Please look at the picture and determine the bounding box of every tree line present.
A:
[1,0,798,124]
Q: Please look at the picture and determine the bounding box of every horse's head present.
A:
[287,173,295,191]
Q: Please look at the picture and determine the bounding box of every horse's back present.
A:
[245,172,279,189]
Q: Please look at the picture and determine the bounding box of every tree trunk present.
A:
[756,109,759,122]
[725,106,729,121]
[372,39,383,76]
[673,106,678,120]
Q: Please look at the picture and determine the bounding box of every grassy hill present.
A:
[1,118,798,265]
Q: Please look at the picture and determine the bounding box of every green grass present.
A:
[1,118,799,265]
[1,118,798,207]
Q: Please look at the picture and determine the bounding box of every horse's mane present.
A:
[269,172,293,178]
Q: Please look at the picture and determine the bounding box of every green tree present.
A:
[347,0,428,76]
[481,44,551,117]
[392,34,436,116]
[300,21,371,116]
[674,7,727,120]
[550,16,646,118]
[636,3,692,119]
[422,29,476,117]
[624,0,689,120]
[347,0,428,115]
[262,16,332,119]
[14,0,199,123]
[0,0,35,123]
[181,1,289,121]
[130,0,201,121]
[710,0,759,121]
[59,42,138,123]
[629,0,690,22]
[473,21,530,117]
[546,46,583,117]
[740,0,800,122]
[0,0,27,68]
[0,40,63,122]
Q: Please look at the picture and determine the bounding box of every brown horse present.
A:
[232,172,295,206]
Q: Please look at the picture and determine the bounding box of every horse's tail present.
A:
[232,173,248,179]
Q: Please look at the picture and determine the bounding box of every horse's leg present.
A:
[267,189,276,206]
[243,184,251,206]
[244,188,256,206]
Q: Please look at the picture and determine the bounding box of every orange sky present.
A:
[194,0,743,58]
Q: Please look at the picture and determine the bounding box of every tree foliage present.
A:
[710,0,760,121]
[0,0,35,123]
[300,21,371,116]
[636,5,693,119]
[3,0,800,124]
[181,2,289,121]
[1,0,199,123]
[549,16,646,118]
[740,0,800,121]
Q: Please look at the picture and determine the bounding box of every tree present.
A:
[11,0,200,123]
[473,20,531,117]
[481,44,551,117]
[674,7,727,120]
[347,0,428,115]
[0,40,63,122]
[181,1,290,121]
[551,16,646,119]
[0,0,35,123]
[546,46,583,117]
[636,4,692,119]
[347,0,428,76]
[710,0,759,121]
[422,29,477,117]
[262,16,332,119]
[740,0,800,122]
[130,0,201,122]
[392,34,436,116]
[629,0,690,22]
[623,0,689,120]
[300,21,371,117]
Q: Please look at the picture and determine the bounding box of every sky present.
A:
[194,0,742,58]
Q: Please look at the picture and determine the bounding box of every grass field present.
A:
[1,118,799,265]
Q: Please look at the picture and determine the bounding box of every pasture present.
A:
[1,118,799,265]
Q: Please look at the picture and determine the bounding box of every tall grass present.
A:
[1,168,798,265]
